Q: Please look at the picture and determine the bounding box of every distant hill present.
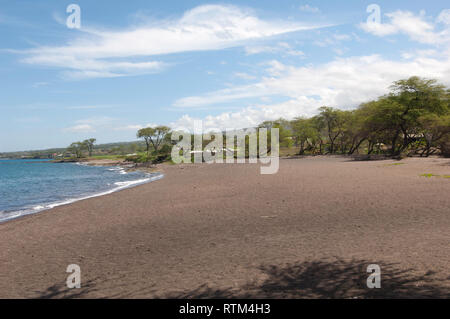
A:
[0,140,147,159]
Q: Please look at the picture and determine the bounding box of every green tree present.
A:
[258,119,292,153]
[83,138,96,157]
[137,126,171,156]
[317,107,346,154]
[417,114,450,157]
[67,142,85,158]
[386,76,449,155]
[291,117,318,155]
[256,77,448,157]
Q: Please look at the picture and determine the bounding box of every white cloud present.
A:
[360,10,450,45]
[63,124,96,133]
[113,123,157,131]
[63,117,115,133]
[437,9,450,25]
[245,41,305,56]
[73,117,115,126]
[234,72,257,80]
[114,125,144,131]
[299,5,320,13]
[62,115,159,134]
[170,97,318,132]
[21,5,326,79]
[245,45,277,55]
[401,49,440,60]
[333,48,346,56]
[313,33,352,47]
[333,34,351,41]
[173,82,274,108]
[65,105,117,110]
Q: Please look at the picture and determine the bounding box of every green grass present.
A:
[386,162,405,166]
[89,155,126,160]
[420,174,450,179]
[420,173,439,178]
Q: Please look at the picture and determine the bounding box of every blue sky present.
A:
[0,0,449,152]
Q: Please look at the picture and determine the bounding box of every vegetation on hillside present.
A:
[0,141,147,160]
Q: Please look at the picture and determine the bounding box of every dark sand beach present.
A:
[0,157,449,298]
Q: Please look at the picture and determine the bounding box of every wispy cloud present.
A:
[63,117,157,134]
[313,32,352,47]
[19,5,330,79]
[173,82,274,108]
[245,41,305,56]
[64,104,118,110]
[31,82,49,88]
[360,10,450,45]
[63,116,115,133]
[63,124,96,133]
[234,72,257,80]
[437,9,450,25]
[299,5,320,14]
[113,123,157,131]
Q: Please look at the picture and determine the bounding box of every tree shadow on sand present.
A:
[35,274,158,299]
[162,259,450,299]
[36,278,99,299]
[35,258,449,298]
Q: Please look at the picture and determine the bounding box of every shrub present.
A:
[439,136,450,157]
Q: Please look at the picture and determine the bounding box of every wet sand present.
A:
[0,157,449,298]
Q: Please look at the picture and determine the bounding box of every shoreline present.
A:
[52,157,131,166]
[54,157,164,174]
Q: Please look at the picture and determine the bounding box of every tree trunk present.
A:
[348,138,365,155]
[298,140,305,155]
[368,141,374,155]
[329,139,334,154]
[391,130,400,156]
[146,141,150,156]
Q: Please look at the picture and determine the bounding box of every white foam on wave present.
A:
[113,178,151,187]
[0,173,164,223]
[0,209,29,223]
[75,162,88,166]
[108,167,127,174]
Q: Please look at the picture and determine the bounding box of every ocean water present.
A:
[0,159,163,223]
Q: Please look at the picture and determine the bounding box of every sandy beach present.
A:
[0,156,449,298]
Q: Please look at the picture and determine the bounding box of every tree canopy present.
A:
[137,126,171,155]
[287,76,449,157]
